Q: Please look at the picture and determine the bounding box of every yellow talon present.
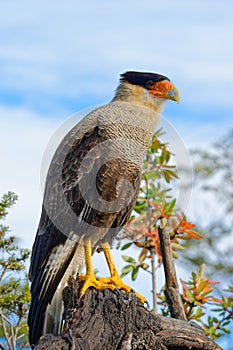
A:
[79,273,115,296]
[98,273,146,303]
[98,274,132,293]
[79,239,147,304]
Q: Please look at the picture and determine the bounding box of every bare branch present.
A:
[158,226,187,320]
[150,247,157,313]
[0,311,12,350]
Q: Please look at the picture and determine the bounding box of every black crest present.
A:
[120,71,170,88]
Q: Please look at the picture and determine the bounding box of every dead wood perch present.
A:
[158,226,187,320]
[33,279,222,350]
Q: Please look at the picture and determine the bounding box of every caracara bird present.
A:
[28,71,180,345]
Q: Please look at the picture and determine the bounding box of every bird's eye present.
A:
[146,80,155,88]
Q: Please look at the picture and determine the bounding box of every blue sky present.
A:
[0,2,233,339]
[1,0,233,241]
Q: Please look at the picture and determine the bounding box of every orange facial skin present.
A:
[147,80,174,98]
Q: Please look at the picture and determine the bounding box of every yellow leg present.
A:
[99,242,146,304]
[79,238,115,295]
[79,239,146,304]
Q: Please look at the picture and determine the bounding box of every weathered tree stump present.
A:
[33,279,222,350]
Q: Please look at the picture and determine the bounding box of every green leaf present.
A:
[134,201,147,214]
[220,328,231,334]
[121,242,132,251]
[121,255,137,265]
[211,308,223,312]
[186,289,195,302]
[144,170,158,181]
[121,264,134,275]
[132,266,139,281]
[162,169,179,183]
[115,241,121,250]
[171,243,185,251]
[195,307,204,318]
[164,151,171,163]
[166,198,176,215]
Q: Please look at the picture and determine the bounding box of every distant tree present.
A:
[183,129,233,280]
[0,192,31,350]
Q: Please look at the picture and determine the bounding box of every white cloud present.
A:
[0,0,233,108]
[0,105,59,247]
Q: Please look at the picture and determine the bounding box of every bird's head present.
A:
[113,71,180,112]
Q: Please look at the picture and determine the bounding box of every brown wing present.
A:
[29,116,99,281]
[28,112,141,344]
[28,117,107,344]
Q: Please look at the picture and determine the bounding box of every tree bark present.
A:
[33,279,222,350]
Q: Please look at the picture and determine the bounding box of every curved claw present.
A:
[79,274,115,296]
[134,291,147,305]
[98,275,131,293]
[99,274,147,305]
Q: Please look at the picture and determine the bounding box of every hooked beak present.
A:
[165,85,180,103]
